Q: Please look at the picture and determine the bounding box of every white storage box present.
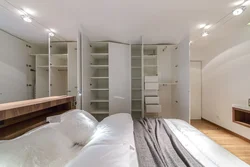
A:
[145,76,158,83]
[146,105,161,113]
[144,90,159,96]
[145,97,159,104]
[145,83,159,90]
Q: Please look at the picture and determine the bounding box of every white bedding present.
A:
[165,119,249,167]
[0,113,248,167]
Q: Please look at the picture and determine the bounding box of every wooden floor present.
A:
[191,119,250,165]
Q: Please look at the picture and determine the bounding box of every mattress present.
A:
[164,119,249,167]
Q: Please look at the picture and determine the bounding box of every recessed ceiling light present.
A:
[49,32,55,37]
[17,10,25,15]
[23,8,36,16]
[50,29,56,33]
[247,22,250,25]
[202,32,209,37]
[204,25,212,29]
[22,15,32,23]
[199,24,206,29]
[233,7,244,15]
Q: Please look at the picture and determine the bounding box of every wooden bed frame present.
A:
[0,96,76,140]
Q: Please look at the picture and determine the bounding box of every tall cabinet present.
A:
[78,34,131,120]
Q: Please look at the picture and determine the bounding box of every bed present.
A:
[0,110,249,167]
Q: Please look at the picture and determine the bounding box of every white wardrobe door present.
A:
[67,42,77,97]
[79,31,91,111]
[109,43,131,115]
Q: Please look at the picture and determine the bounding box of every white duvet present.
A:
[165,119,249,167]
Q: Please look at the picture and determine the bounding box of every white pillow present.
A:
[66,144,130,167]
[54,111,97,145]
[87,113,135,149]
[47,109,98,125]
[0,127,77,167]
[62,109,98,124]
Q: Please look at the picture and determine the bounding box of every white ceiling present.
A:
[0,0,249,45]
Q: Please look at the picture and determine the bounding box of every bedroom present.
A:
[0,0,249,166]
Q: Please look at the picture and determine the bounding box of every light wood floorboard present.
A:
[191,119,250,165]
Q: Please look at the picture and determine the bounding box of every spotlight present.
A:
[233,7,244,15]
[22,15,32,22]
[204,25,212,29]
[199,24,206,29]
[49,32,55,37]
[202,32,209,37]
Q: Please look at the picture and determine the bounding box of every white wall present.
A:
[202,39,250,140]
[172,37,190,123]
[190,61,201,119]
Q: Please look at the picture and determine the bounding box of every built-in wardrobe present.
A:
[78,31,190,122]
[31,42,77,99]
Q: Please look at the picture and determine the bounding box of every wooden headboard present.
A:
[0,96,76,140]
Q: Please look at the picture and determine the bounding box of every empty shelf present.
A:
[37,66,49,68]
[90,110,109,114]
[90,65,108,68]
[91,77,109,79]
[91,88,109,91]
[51,65,67,70]
[91,100,109,103]
[91,53,108,59]
[144,55,157,59]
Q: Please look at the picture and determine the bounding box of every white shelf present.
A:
[90,110,109,114]
[51,65,68,70]
[159,83,178,85]
[90,65,108,68]
[91,88,109,91]
[91,100,109,103]
[91,53,108,58]
[37,65,49,68]
[31,54,67,57]
[144,55,157,59]
[91,77,109,79]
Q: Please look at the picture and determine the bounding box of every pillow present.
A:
[66,144,130,167]
[0,127,77,167]
[62,109,98,124]
[86,113,135,149]
[53,111,97,145]
[47,109,98,124]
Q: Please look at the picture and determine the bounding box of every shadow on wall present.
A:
[202,40,250,140]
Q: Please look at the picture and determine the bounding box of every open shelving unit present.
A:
[131,45,143,119]
[90,42,109,119]
[33,41,77,99]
